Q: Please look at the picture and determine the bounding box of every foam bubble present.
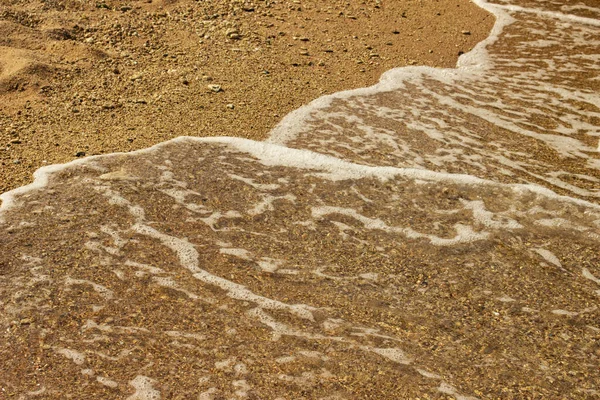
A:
[56,348,86,365]
[126,376,161,400]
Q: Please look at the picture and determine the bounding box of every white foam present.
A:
[56,348,86,365]
[275,356,296,364]
[256,258,284,273]
[126,376,161,400]
[214,358,235,370]
[370,347,412,365]
[417,369,442,379]
[312,206,488,245]
[64,277,114,300]
[247,194,296,216]
[125,260,166,275]
[152,276,200,300]
[228,173,280,190]
[438,382,480,400]
[496,296,516,303]
[493,4,600,27]
[97,376,119,388]
[461,200,522,230]
[132,223,315,321]
[533,249,563,268]
[165,330,206,341]
[219,248,253,260]
[198,388,218,400]
[552,309,579,317]
[582,268,600,285]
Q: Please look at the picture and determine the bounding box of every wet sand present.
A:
[0,0,493,195]
[1,1,600,399]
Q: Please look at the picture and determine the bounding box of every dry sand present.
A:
[0,0,493,195]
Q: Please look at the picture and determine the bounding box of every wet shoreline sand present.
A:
[0,0,493,195]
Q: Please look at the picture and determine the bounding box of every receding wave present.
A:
[1,0,599,398]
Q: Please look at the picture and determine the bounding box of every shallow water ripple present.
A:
[1,0,599,398]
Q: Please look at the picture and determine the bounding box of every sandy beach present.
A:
[0,0,492,195]
[2,1,600,398]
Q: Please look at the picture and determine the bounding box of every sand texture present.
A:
[0,0,492,195]
[1,0,600,398]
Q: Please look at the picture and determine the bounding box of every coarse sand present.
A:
[0,0,493,195]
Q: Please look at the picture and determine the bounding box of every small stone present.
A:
[120,5,132,11]
[12,159,20,164]
[10,139,21,144]
[226,28,240,39]
[207,84,222,92]
[226,103,235,109]
[20,318,32,325]
[75,151,86,157]
[300,50,309,56]
[299,37,309,42]
[462,30,471,35]
[202,75,213,81]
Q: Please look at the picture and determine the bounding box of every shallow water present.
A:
[1,0,599,398]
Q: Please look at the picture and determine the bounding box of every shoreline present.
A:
[0,0,493,195]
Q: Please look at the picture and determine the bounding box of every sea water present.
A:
[0,0,599,398]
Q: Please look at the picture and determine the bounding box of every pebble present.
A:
[75,151,86,157]
[207,84,222,92]
[462,30,471,35]
[226,103,235,109]
[226,28,241,39]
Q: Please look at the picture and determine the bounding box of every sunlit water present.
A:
[1,0,599,398]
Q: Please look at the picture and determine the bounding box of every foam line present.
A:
[264,0,511,145]
[493,4,600,26]
[3,136,600,226]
